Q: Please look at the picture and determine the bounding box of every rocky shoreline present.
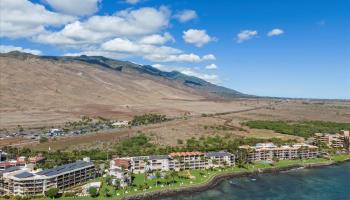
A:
[121,159,349,200]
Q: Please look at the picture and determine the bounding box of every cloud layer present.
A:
[0,0,75,38]
[268,28,284,37]
[34,6,171,46]
[174,10,197,23]
[236,30,258,43]
[45,0,101,16]
[205,64,217,69]
[1,0,219,82]
[0,45,42,55]
[183,29,215,47]
[153,64,219,83]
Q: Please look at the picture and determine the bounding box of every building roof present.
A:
[131,156,149,161]
[37,160,93,177]
[149,155,169,160]
[0,161,25,168]
[238,145,251,149]
[28,155,46,163]
[14,171,34,178]
[255,143,277,149]
[2,166,21,173]
[239,143,318,151]
[114,159,130,169]
[169,152,204,157]
[205,151,233,157]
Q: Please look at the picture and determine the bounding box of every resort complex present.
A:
[0,158,95,196]
[110,151,235,174]
[0,130,349,198]
[314,130,350,149]
[239,143,319,162]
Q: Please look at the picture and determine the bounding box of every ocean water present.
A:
[160,162,350,200]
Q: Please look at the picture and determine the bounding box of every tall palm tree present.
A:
[170,170,178,184]
[155,171,161,187]
[344,136,350,152]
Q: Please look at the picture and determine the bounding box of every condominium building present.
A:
[0,157,26,171]
[169,152,207,171]
[0,155,46,172]
[205,151,235,167]
[110,151,235,175]
[239,143,318,162]
[314,130,350,149]
[109,159,131,188]
[0,160,95,196]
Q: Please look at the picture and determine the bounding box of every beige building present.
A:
[169,152,208,171]
[110,151,235,175]
[0,160,95,196]
[239,143,318,162]
[314,130,350,149]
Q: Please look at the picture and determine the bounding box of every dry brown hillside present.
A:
[0,53,250,128]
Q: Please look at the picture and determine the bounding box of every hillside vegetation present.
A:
[242,120,350,138]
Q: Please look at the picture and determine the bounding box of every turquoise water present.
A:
[160,162,350,200]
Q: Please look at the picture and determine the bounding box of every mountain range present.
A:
[0,51,249,128]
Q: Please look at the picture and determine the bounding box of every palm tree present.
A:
[155,171,161,187]
[238,149,248,168]
[143,159,151,182]
[164,174,170,185]
[343,136,350,153]
[170,170,178,184]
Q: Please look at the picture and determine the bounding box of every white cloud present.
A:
[202,54,216,61]
[45,0,100,16]
[152,64,219,83]
[174,10,197,23]
[34,21,111,46]
[63,37,213,63]
[101,38,180,55]
[139,32,175,45]
[236,30,258,43]
[183,29,215,47]
[0,45,42,55]
[181,68,219,83]
[0,0,75,38]
[1,2,214,66]
[267,28,284,37]
[205,64,217,69]
[125,0,140,4]
[34,6,171,46]
[145,53,215,63]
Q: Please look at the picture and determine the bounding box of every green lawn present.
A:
[39,154,350,200]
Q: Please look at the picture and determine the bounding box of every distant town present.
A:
[0,114,165,147]
[1,130,349,199]
[0,116,130,142]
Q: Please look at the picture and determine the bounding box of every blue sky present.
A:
[1,0,349,99]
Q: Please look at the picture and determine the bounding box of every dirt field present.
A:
[11,99,348,151]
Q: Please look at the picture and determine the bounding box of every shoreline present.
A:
[121,159,350,200]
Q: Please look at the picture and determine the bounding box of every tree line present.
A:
[242,120,350,138]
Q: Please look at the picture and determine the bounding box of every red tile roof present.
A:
[169,151,204,157]
[114,159,130,169]
[28,156,46,163]
[0,161,25,168]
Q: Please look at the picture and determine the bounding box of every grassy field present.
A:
[38,154,350,200]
